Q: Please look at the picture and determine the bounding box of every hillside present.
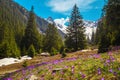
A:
[1,49,120,80]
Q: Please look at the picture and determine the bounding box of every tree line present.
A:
[92,0,120,53]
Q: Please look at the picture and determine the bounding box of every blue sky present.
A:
[14,0,105,21]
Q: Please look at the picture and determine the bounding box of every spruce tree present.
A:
[98,0,120,53]
[44,24,63,55]
[105,0,120,46]
[65,4,86,51]
[21,6,42,55]
[0,24,20,58]
[91,28,95,45]
[94,20,101,45]
[97,17,111,53]
[28,44,36,58]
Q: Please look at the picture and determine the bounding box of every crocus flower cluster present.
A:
[2,50,120,80]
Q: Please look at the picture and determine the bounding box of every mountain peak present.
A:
[47,17,54,24]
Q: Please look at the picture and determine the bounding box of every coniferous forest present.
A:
[0,0,120,80]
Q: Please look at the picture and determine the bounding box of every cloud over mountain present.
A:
[47,0,96,13]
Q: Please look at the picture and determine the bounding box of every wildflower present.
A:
[101,77,104,80]
[71,66,74,74]
[22,70,26,75]
[108,51,112,56]
[3,77,13,80]
[79,72,85,78]
[106,59,110,63]
[60,70,64,75]
[97,68,101,75]
[113,72,117,76]
[64,66,68,69]
[93,54,100,58]
[109,69,113,73]
[118,67,120,71]
[104,63,107,66]
[81,74,85,78]
[109,56,115,62]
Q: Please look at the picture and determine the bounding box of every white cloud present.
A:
[47,0,96,13]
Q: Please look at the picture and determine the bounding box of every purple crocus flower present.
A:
[97,68,101,75]
[3,78,13,80]
[71,66,74,74]
[93,54,100,58]
[118,67,120,71]
[106,59,110,63]
[101,77,104,80]
[109,56,115,62]
[108,51,112,56]
[81,74,85,78]
[113,72,117,76]
[109,69,113,73]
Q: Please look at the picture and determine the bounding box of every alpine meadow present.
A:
[0,0,120,80]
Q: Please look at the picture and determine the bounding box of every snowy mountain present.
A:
[47,17,55,24]
[83,20,97,38]
[46,17,68,34]
[46,17,98,38]
[46,17,67,38]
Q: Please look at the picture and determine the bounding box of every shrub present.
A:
[60,46,66,58]
[50,47,58,56]
[27,44,36,58]
[22,61,28,68]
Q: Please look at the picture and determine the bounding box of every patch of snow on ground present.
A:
[0,56,32,67]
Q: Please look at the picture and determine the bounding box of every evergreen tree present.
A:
[97,17,111,53]
[44,24,63,55]
[91,29,95,45]
[21,6,42,55]
[65,4,86,51]
[0,24,20,58]
[27,44,36,58]
[60,46,66,58]
[94,20,101,45]
[105,0,120,45]
[87,36,91,44]
[98,0,120,53]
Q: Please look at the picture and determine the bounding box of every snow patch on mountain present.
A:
[54,17,69,34]
[47,17,55,24]
[84,20,97,38]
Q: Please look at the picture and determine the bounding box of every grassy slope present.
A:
[1,50,120,80]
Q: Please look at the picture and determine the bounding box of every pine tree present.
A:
[97,17,111,53]
[0,24,20,58]
[105,0,120,46]
[98,0,120,53]
[28,44,36,58]
[94,20,101,45]
[87,36,91,44]
[65,4,86,51]
[43,24,63,55]
[91,28,95,45]
[21,6,42,55]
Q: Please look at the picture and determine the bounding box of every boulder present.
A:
[40,52,50,56]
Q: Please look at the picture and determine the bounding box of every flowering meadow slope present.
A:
[3,50,120,80]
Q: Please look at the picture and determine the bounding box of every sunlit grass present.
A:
[3,51,120,80]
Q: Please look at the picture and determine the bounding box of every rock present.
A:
[29,75,38,80]
[52,68,63,73]
[40,52,50,56]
